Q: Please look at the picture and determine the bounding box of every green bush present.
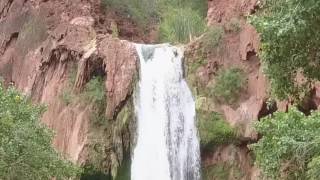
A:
[115,158,131,180]
[198,110,236,149]
[0,84,80,179]
[250,0,320,100]
[82,76,106,106]
[82,76,107,125]
[60,89,74,105]
[250,107,320,179]
[201,26,224,52]
[60,67,106,124]
[159,7,206,43]
[211,68,247,104]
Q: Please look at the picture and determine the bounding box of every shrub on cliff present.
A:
[211,68,247,104]
[82,76,106,106]
[201,26,224,52]
[0,83,81,179]
[250,0,320,100]
[197,110,236,149]
[251,107,320,179]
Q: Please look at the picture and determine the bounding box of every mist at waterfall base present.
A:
[131,44,201,180]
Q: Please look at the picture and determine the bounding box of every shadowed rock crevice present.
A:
[0,32,18,55]
[0,0,14,20]
[298,90,318,115]
[257,100,278,120]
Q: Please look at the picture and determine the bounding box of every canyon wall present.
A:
[0,0,138,176]
[2,0,312,179]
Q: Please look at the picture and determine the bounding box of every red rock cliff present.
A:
[0,0,138,175]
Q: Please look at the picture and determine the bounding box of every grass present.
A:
[101,0,208,43]
[210,68,247,105]
[159,7,206,43]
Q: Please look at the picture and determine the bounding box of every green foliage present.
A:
[82,76,106,106]
[158,0,207,43]
[250,0,320,100]
[60,65,106,113]
[158,0,208,18]
[83,76,107,125]
[115,158,131,180]
[60,72,109,175]
[60,89,73,105]
[0,84,80,180]
[202,162,244,180]
[201,26,224,52]
[159,7,206,43]
[189,58,208,75]
[307,156,320,180]
[101,0,208,43]
[198,110,236,149]
[211,68,247,104]
[81,165,111,180]
[250,107,320,179]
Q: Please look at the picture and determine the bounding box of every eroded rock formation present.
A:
[0,0,138,176]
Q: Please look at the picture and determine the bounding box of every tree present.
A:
[250,107,320,179]
[250,0,320,100]
[0,83,80,180]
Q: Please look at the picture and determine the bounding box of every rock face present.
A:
[207,0,260,25]
[98,36,138,120]
[189,0,265,140]
[0,0,138,174]
[185,0,270,179]
[0,0,296,179]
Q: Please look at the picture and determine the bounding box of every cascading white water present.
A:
[131,44,200,180]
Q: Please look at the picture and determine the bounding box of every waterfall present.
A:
[131,44,200,180]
